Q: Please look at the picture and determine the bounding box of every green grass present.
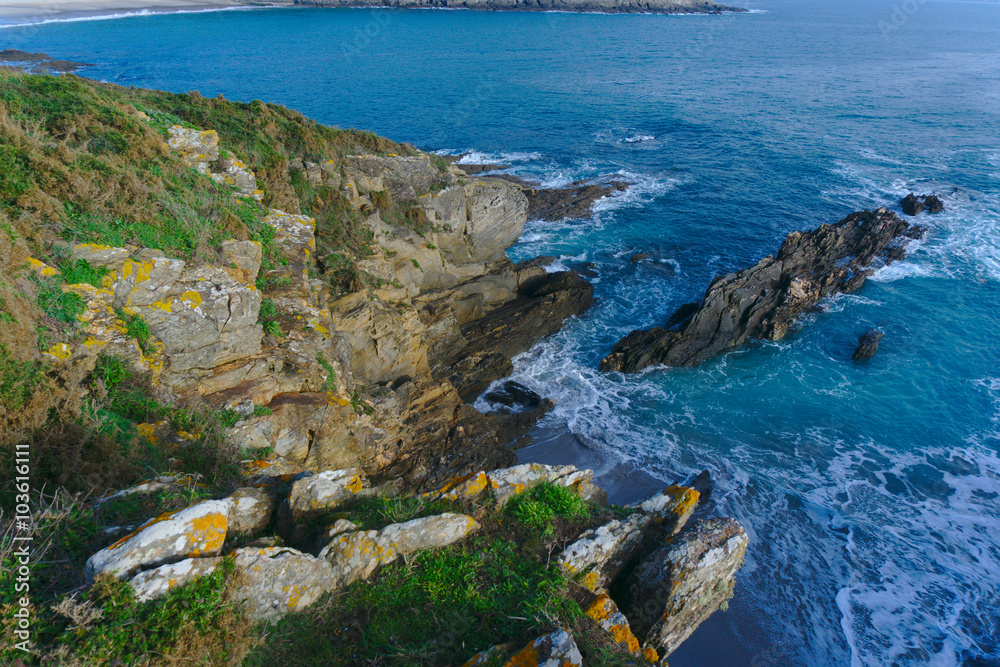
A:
[316,353,337,393]
[57,258,109,288]
[506,483,592,537]
[32,274,85,324]
[115,308,151,352]
[258,297,283,338]
[244,536,578,667]
[0,343,48,412]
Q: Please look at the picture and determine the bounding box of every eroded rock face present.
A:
[622,517,749,658]
[601,208,924,372]
[84,499,230,580]
[635,485,700,536]
[583,593,655,662]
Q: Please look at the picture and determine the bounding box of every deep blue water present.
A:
[4,1,1000,664]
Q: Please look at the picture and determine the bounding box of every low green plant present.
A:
[258,297,284,338]
[33,275,85,324]
[0,343,48,412]
[506,483,591,537]
[316,353,337,393]
[252,404,273,417]
[350,390,374,416]
[115,308,151,352]
[57,258,109,288]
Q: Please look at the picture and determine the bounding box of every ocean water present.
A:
[4,1,1000,664]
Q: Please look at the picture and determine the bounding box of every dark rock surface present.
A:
[485,380,544,408]
[520,178,630,221]
[852,330,884,361]
[0,49,93,74]
[600,208,924,373]
[901,192,945,215]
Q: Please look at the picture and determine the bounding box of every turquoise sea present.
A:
[3,1,1000,664]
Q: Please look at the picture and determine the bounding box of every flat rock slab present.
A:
[231,547,339,622]
[128,557,222,602]
[287,468,366,523]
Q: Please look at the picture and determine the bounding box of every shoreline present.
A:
[0,0,252,26]
[0,0,744,26]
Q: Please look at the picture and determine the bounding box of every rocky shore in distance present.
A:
[263,0,745,14]
[601,208,926,373]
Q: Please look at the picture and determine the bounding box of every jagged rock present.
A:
[852,329,884,361]
[622,517,749,658]
[900,193,926,216]
[634,484,700,536]
[558,513,651,592]
[323,519,359,540]
[584,592,655,662]
[286,468,366,523]
[900,193,944,216]
[924,194,945,213]
[463,180,529,262]
[84,500,230,580]
[601,208,922,372]
[488,463,593,505]
[226,487,275,534]
[318,513,480,586]
[505,629,583,666]
[128,557,223,602]
[230,546,339,622]
[424,471,491,501]
[346,154,449,202]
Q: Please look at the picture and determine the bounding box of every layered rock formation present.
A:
[601,208,926,373]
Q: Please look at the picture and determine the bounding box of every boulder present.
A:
[924,194,945,213]
[226,487,275,535]
[601,208,923,372]
[128,557,223,602]
[557,513,651,592]
[622,517,749,658]
[286,468,366,523]
[852,329,884,362]
[498,176,630,221]
[84,499,230,580]
[484,380,543,408]
[230,546,339,622]
[634,484,700,536]
[318,513,480,586]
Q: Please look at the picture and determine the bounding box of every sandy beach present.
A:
[0,0,245,24]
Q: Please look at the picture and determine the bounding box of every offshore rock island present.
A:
[257,0,745,14]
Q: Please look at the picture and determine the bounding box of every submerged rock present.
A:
[622,517,749,659]
[852,329,884,361]
[600,208,922,372]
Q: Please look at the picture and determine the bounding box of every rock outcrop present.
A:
[621,517,749,658]
[900,192,944,215]
[601,208,925,372]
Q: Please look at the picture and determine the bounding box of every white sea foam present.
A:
[434,148,542,165]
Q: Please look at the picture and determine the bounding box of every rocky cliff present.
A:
[0,72,746,666]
